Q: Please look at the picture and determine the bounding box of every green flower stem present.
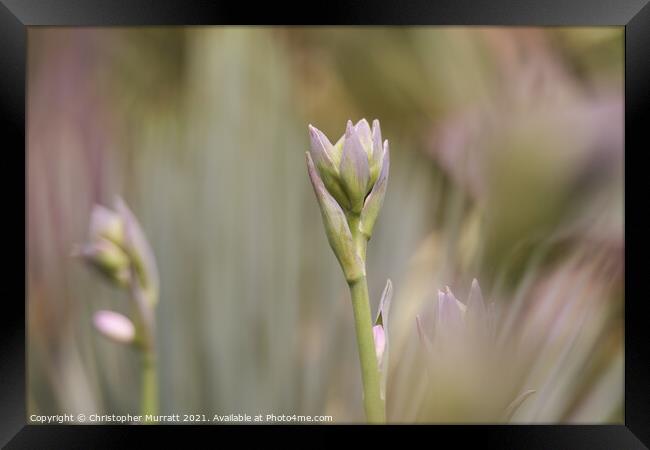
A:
[347,214,385,423]
[141,350,159,421]
[348,213,367,261]
[130,278,159,422]
[349,276,385,423]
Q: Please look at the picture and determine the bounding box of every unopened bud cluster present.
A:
[306,119,389,282]
[74,197,159,349]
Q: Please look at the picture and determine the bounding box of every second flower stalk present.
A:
[76,198,160,420]
[306,119,390,423]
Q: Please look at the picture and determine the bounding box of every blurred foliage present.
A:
[27,27,623,423]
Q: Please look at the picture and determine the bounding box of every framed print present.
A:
[2,0,649,447]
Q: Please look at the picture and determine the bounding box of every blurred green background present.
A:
[27,27,623,423]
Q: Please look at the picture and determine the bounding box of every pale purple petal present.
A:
[308,124,336,171]
[354,118,372,152]
[307,125,351,209]
[467,278,487,317]
[371,120,383,166]
[437,287,463,326]
[360,142,389,238]
[339,120,370,212]
[373,324,386,363]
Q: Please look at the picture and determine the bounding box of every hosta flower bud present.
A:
[340,121,371,213]
[90,205,125,246]
[115,197,159,305]
[307,119,389,226]
[77,198,159,304]
[373,280,392,365]
[74,239,130,285]
[308,125,350,210]
[306,152,364,282]
[374,279,393,399]
[93,310,136,344]
[360,139,389,239]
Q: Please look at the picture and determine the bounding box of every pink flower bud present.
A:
[93,310,136,344]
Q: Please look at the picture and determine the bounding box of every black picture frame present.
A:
[2,0,648,447]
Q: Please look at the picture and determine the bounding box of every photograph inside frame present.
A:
[26,26,623,424]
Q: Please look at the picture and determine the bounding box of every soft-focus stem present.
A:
[347,214,385,423]
[134,284,159,422]
[141,350,159,421]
